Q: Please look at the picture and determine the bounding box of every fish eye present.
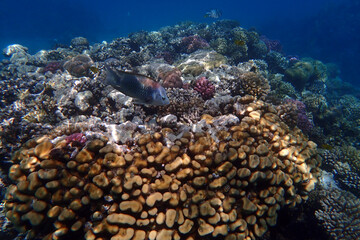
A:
[162,96,166,100]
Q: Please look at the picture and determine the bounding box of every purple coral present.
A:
[155,51,175,64]
[260,35,283,53]
[65,133,87,146]
[43,61,63,73]
[194,77,215,100]
[180,35,209,53]
[284,99,313,132]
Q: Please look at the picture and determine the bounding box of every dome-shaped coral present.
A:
[3,99,320,240]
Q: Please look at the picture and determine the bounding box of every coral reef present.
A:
[315,188,360,239]
[178,50,227,76]
[277,99,313,133]
[180,35,210,53]
[3,97,320,240]
[155,88,205,121]
[238,72,270,100]
[70,37,90,53]
[284,58,328,91]
[260,36,282,53]
[1,19,360,240]
[319,148,360,198]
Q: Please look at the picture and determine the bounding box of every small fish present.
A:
[89,66,100,74]
[204,9,222,19]
[105,64,170,106]
[320,144,333,150]
[234,40,246,46]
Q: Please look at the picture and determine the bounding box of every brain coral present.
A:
[3,100,320,240]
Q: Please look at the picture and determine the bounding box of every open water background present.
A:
[1,0,358,86]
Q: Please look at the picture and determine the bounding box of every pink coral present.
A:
[194,77,215,100]
[43,61,64,73]
[180,35,209,53]
[159,68,183,88]
[65,133,87,146]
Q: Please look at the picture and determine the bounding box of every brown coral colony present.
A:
[4,99,320,240]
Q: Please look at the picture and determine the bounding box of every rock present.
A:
[159,114,178,127]
[107,121,138,143]
[74,91,93,111]
[178,50,227,76]
[70,37,89,52]
[3,44,28,57]
[108,90,132,107]
[212,114,240,128]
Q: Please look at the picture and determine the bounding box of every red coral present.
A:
[194,77,215,100]
[180,35,209,53]
[159,68,183,88]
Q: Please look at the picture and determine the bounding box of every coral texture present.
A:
[194,77,215,100]
[277,99,313,133]
[238,72,270,100]
[3,99,320,240]
[315,188,360,240]
[63,54,94,77]
[159,68,183,88]
[180,35,210,53]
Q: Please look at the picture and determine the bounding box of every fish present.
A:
[234,40,246,46]
[89,66,100,74]
[204,9,222,19]
[104,64,170,106]
[320,144,333,150]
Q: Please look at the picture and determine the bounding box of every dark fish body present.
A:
[105,66,170,106]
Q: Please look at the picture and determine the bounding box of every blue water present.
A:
[1,0,358,86]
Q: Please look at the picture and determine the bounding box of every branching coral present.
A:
[155,88,205,121]
[226,72,270,100]
[194,77,215,100]
[315,188,360,240]
[277,99,313,133]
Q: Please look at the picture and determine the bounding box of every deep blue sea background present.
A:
[1,0,358,86]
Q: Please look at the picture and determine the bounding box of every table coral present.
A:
[3,99,320,240]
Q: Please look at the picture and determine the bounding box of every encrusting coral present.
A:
[3,99,320,240]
